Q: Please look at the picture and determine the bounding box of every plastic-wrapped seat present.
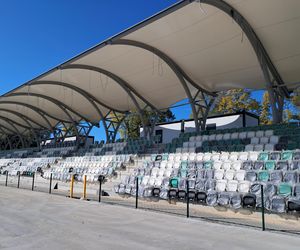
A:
[242,161,252,170]
[235,170,246,181]
[251,137,260,145]
[177,178,187,200]
[278,183,292,197]
[211,153,220,161]
[287,198,300,212]
[217,192,231,207]
[271,196,286,213]
[269,171,283,184]
[249,152,259,161]
[238,152,248,161]
[195,178,206,191]
[206,190,218,206]
[270,135,279,144]
[245,144,254,151]
[226,180,238,192]
[213,161,222,170]
[214,169,224,180]
[222,161,231,171]
[205,179,216,191]
[258,152,269,161]
[281,151,293,161]
[269,151,281,161]
[220,152,229,161]
[254,144,264,151]
[196,190,207,203]
[276,160,289,171]
[215,134,223,141]
[265,160,276,171]
[258,170,269,182]
[253,161,264,170]
[290,160,300,171]
[231,161,242,171]
[293,151,300,160]
[238,132,247,140]
[242,193,256,208]
[260,137,269,144]
[283,171,298,185]
[216,180,227,192]
[224,169,235,181]
[247,131,255,138]
[265,130,273,137]
[204,169,214,179]
[204,161,213,169]
[245,170,257,182]
[229,152,239,161]
[238,181,251,193]
[230,193,242,209]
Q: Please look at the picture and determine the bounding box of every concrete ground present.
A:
[0,186,300,250]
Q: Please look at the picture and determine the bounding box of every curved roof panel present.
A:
[1,0,299,136]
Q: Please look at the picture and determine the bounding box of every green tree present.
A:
[212,89,261,115]
[118,109,175,139]
[260,91,271,125]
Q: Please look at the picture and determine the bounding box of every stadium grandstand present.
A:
[0,0,300,243]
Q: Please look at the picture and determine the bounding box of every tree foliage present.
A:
[118,109,175,139]
[260,91,271,125]
[212,89,260,115]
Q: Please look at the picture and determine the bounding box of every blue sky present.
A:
[0,0,184,141]
[0,0,267,141]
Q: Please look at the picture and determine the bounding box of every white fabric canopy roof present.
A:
[1,0,299,136]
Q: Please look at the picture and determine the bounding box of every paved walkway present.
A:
[0,186,299,250]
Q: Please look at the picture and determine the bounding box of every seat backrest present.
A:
[258,152,269,161]
[276,160,289,171]
[278,183,292,197]
[214,169,224,180]
[245,171,257,182]
[216,180,227,192]
[235,170,246,181]
[227,180,238,192]
[283,171,298,184]
[269,170,283,183]
[265,160,276,171]
[238,180,250,193]
[253,161,264,170]
[231,161,242,171]
[256,131,265,138]
[238,152,249,161]
[251,137,260,145]
[222,161,231,170]
[281,151,293,161]
[258,170,269,182]
[224,169,235,181]
[249,152,259,161]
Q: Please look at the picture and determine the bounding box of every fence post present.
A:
[135,177,139,209]
[186,179,190,218]
[49,173,52,194]
[17,172,20,188]
[32,173,35,191]
[98,178,102,203]
[5,171,8,186]
[70,174,74,198]
[261,185,265,231]
[83,175,87,200]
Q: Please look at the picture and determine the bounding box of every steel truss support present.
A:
[102,110,126,143]
[61,64,162,140]
[197,0,289,123]
[110,39,217,132]
[0,131,12,150]
[0,115,40,149]
[76,122,94,146]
